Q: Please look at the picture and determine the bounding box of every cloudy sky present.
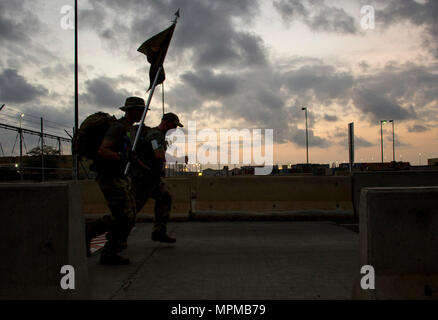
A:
[0,0,437,166]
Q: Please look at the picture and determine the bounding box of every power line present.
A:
[0,114,72,137]
[0,105,73,129]
[0,110,70,132]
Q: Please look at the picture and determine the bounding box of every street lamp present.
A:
[19,113,24,127]
[419,153,422,166]
[301,107,309,165]
[19,113,25,181]
[389,120,395,162]
[380,120,387,168]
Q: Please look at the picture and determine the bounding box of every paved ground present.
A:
[88,221,359,300]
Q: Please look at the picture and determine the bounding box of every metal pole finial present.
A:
[172,9,180,24]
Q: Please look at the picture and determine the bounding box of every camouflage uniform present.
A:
[130,126,171,234]
[86,117,136,257]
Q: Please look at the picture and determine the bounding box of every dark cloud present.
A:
[352,88,414,123]
[0,1,53,67]
[385,133,410,148]
[324,114,338,122]
[0,69,48,103]
[378,0,438,59]
[169,58,437,147]
[353,63,438,123]
[80,77,130,110]
[282,64,354,104]
[79,0,267,69]
[274,0,358,34]
[168,65,332,147]
[0,1,37,44]
[182,70,239,98]
[290,128,331,148]
[339,135,374,150]
[355,136,373,149]
[408,124,429,133]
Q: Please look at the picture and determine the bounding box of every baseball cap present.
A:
[162,112,183,127]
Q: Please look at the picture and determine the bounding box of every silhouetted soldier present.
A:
[85,97,145,265]
[130,113,183,243]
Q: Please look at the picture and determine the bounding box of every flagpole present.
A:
[162,82,165,116]
[73,0,79,180]
[124,65,163,175]
[125,10,180,175]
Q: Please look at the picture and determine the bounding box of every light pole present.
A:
[419,153,422,166]
[74,0,79,180]
[19,113,24,181]
[302,107,309,165]
[380,120,387,168]
[389,120,395,162]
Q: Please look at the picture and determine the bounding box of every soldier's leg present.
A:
[98,177,136,264]
[131,177,153,214]
[119,178,139,250]
[150,180,175,243]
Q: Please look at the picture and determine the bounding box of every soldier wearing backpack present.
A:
[83,96,145,265]
[130,113,184,244]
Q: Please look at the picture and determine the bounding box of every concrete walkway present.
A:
[88,221,359,300]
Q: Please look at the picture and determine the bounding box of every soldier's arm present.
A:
[151,139,166,168]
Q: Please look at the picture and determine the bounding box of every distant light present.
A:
[20,113,24,118]
[198,172,203,176]
[14,163,18,168]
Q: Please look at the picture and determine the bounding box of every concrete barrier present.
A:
[355,187,438,300]
[82,178,192,219]
[0,182,89,299]
[195,176,352,212]
[352,171,438,220]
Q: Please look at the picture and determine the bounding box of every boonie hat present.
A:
[120,97,146,111]
[162,112,183,127]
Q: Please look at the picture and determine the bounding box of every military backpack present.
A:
[72,112,117,160]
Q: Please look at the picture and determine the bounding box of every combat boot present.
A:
[151,231,176,243]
